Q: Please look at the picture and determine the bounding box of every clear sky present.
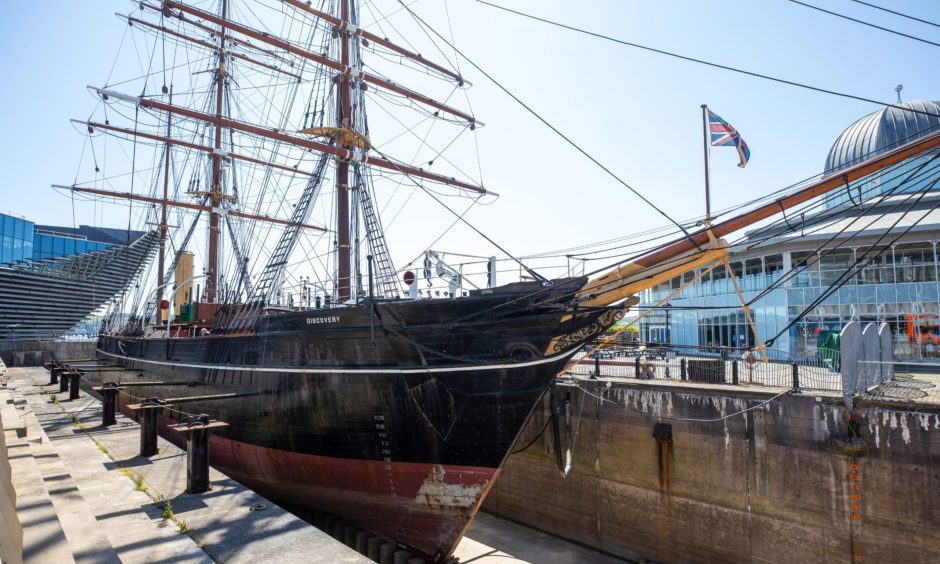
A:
[2,0,939,287]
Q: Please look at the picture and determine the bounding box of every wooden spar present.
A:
[125,16,302,80]
[81,120,316,176]
[162,0,479,126]
[139,1,295,66]
[157,87,173,323]
[280,0,466,85]
[207,0,227,303]
[58,185,327,231]
[337,0,353,302]
[580,127,940,305]
[93,89,487,193]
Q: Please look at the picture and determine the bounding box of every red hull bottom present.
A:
[119,400,499,560]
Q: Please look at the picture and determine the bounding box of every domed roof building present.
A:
[638,99,940,362]
[824,99,940,208]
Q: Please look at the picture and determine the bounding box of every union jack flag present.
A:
[707,109,750,168]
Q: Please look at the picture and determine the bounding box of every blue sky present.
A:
[2,0,939,283]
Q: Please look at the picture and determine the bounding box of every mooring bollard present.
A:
[49,364,61,385]
[792,362,801,393]
[168,415,229,494]
[129,399,170,457]
[93,382,124,426]
[634,356,641,378]
[732,360,739,385]
[680,358,687,381]
[60,369,71,393]
[593,354,600,379]
[68,371,82,401]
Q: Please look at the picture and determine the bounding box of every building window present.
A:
[894,242,936,282]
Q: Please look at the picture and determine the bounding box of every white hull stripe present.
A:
[95,347,579,375]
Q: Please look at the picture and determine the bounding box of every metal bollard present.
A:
[732,360,739,385]
[187,426,211,494]
[593,354,600,379]
[680,358,687,381]
[792,362,801,393]
[140,405,160,456]
[635,356,641,378]
[60,370,70,393]
[68,372,81,400]
[98,383,121,426]
[168,415,229,494]
[49,365,61,385]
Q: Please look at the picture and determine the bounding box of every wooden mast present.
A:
[207,0,228,303]
[336,0,353,302]
[156,86,172,322]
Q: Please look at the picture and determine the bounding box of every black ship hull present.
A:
[92,277,623,559]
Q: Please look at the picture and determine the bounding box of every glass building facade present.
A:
[0,211,113,267]
[640,240,940,358]
[640,99,940,359]
[0,212,35,266]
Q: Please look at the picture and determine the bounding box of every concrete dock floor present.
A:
[456,512,628,563]
[4,367,367,563]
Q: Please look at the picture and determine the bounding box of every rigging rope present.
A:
[473,0,940,122]
[397,1,697,246]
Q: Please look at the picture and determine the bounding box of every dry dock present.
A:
[1,363,621,563]
[484,370,940,563]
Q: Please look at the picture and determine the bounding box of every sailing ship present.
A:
[61,0,940,560]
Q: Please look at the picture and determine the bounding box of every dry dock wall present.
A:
[483,381,940,564]
[0,340,95,367]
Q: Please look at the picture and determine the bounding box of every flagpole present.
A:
[701,104,711,224]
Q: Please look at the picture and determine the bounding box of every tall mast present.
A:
[156,86,173,322]
[207,0,228,303]
[336,0,353,302]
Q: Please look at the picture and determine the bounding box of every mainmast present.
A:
[156,86,173,322]
[335,0,354,303]
[207,0,228,303]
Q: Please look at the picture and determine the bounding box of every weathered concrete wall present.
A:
[0,371,25,564]
[484,381,940,564]
[0,340,95,367]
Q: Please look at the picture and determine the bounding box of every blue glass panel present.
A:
[64,238,76,256]
[876,285,897,304]
[53,237,65,257]
[23,239,32,261]
[14,219,24,240]
[23,222,33,241]
[41,235,53,258]
[12,238,23,262]
[1,238,11,265]
[3,218,12,238]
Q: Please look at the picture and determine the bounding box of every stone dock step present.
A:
[4,367,369,564]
